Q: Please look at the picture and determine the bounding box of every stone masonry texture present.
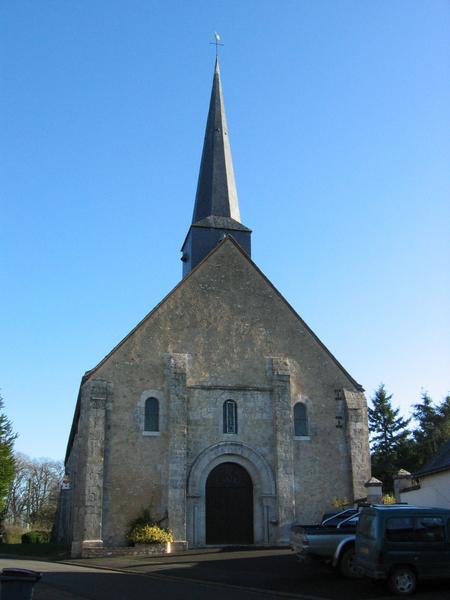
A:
[57,238,371,554]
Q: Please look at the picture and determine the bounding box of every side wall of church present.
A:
[64,240,370,548]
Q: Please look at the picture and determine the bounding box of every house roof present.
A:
[415,438,450,478]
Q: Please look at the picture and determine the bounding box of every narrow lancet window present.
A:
[145,397,159,432]
[223,400,238,434]
[294,402,308,437]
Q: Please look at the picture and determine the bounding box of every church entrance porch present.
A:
[205,462,253,544]
[187,441,277,547]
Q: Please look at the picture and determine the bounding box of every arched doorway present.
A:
[187,441,276,546]
[205,462,253,544]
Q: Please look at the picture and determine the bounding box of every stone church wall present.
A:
[187,388,274,465]
[61,239,370,552]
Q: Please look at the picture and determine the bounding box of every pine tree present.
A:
[436,394,450,442]
[368,384,410,492]
[0,394,17,514]
[412,392,450,470]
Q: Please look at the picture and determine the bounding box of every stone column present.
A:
[165,353,189,543]
[343,390,371,502]
[270,357,295,544]
[393,469,412,502]
[71,379,110,558]
[53,482,70,544]
[365,477,383,504]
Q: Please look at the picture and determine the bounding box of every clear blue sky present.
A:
[1,1,449,461]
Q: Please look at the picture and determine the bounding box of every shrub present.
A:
[331,497,350,509]
[127,524,174,545]
[2,525,26,544]
[21,530,50,544]
[382,493,396,505]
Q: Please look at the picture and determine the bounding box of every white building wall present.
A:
[400,471,450,509]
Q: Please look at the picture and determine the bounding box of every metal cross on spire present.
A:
[210,31,224,58]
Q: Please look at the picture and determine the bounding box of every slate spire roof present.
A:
[191,58,241,225]
[181,58,251,276]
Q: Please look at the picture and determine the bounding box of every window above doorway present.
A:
[223,399,238,434]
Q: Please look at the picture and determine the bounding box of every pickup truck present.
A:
[290,508,362,578]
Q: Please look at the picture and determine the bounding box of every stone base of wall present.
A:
[78,541,188,558]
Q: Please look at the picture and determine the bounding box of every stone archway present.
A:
[187,442,276,547]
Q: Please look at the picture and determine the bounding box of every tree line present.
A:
[369,384,450,492]
[0,393,63,534]
[4,452,64,529]
[0,395,16,517]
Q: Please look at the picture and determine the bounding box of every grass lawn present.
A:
[0,543,69,560]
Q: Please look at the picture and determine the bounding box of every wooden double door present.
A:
[205,462,254,544]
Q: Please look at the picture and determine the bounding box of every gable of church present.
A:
[88,236,361,395]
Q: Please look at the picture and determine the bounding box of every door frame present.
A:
[187,441,276,547]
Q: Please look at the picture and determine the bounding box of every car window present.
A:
[415,517,445,542]
[385,517,414,542]
[358,513,377,540]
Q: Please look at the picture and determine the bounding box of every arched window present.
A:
[144,397,159,432]
[223,400,238,434]
[294,402,308,437]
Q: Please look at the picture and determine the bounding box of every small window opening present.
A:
[223,400,238,434]
[145,397,159,432]
[294,402,308,436]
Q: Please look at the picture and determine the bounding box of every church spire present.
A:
[191,58,240,223]
[181,59,251,277]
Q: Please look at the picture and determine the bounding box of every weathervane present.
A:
[210,31,224,58]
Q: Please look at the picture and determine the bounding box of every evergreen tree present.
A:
[368,384,410,492]
[0,394,17,513]
[411,392,450,470]
[412,392,439,464]
[436,394,450,441]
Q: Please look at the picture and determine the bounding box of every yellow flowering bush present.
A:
[382,493,396,505]
[127,524,174,545]
[331,496,350,509]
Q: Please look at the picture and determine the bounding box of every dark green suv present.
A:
[355,505,450,595]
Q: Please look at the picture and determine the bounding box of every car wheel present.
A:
[388,566,417,595]
[339,547,362,579]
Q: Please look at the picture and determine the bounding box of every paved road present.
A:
[1,550,449,599]
[1,557,291,600]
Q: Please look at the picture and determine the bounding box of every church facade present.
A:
[55,60,370,558]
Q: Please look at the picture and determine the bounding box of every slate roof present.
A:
[192,215,250,232]
[415,438,450,477]
[191,59,241,225]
